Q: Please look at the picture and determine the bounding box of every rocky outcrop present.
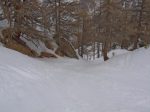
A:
[39,52,57,58]
[57,38,78,59]
[1,28,38,57]
[5,38,38,57]
[1,28,78,59]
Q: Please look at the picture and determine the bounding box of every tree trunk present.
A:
[102,41,109,61]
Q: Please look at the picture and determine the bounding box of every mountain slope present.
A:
[0,46,150,112]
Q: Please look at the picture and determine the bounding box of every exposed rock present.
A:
[55,48,65,57]
[39,52,57,58]
[58,38,78,59]
[5,38,38,57]
[45,40,54,50]
[1,28,38,57]
[1,28,78,59]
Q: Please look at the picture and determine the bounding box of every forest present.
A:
[0,1,150,112]
[0,0,150,61]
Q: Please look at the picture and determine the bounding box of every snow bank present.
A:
[108,49,129,58]
[0,47,150,112]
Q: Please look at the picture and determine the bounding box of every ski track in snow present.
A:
[0,46,150,112]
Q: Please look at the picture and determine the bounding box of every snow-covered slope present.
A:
[0,46,150,112]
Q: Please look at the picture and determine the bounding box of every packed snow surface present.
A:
[0,46,150,112]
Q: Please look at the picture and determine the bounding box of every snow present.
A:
[0,19,9,28]
[0,46,150,112]
[108,49,129,58]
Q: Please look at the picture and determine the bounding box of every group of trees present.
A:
[79,0,150,60]
[0,0,150,61]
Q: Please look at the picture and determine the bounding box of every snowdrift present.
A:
[0,46,150,112]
